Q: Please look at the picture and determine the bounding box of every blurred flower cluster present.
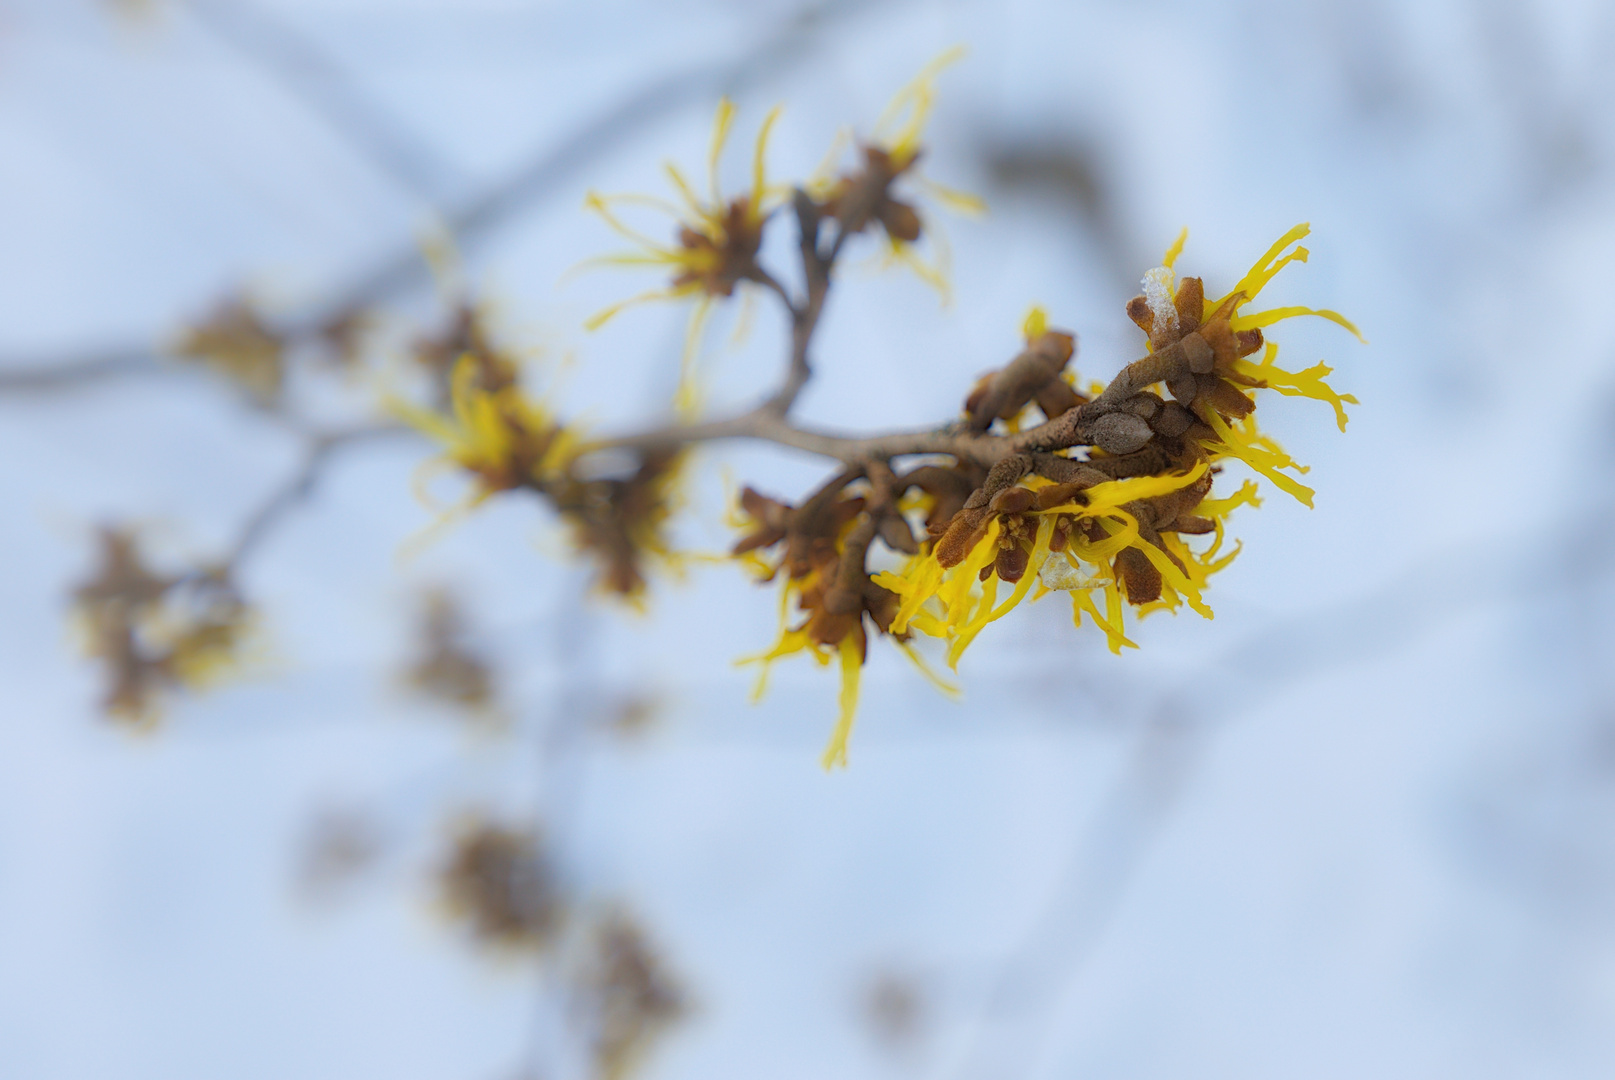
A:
[71,528,254,726]
[434,818,687,1080]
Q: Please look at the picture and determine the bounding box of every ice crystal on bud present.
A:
[1141,266,1179,340]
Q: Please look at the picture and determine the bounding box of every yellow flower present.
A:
[394,353,580,508]
[583,98,782,414]
[396,356,683,602]
[811,47,984,300]
[731,482,952,769]
[882,226,1361,661]
[1135,223,1364,508]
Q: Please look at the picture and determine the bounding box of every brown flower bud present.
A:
[988,486,1034,515]
[1091,412,1153,455]
[1114,547,1162,605]
[934,507,992,568]
[1173,277,1204,333]
[1181,331,1215,374]
[995,542,1030,583]
[1150,401,1195,437]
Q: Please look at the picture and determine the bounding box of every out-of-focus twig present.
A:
[182,0,462,202]
[226,422,415,570]
[302,0,891,331]
[0,350,161,391]
[0,0,892,388]
[981,141,1139,292]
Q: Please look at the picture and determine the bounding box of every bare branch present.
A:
[226,423,416,571]
[183,0,460,202]
[0,350,161,391]
[3,0,887,384]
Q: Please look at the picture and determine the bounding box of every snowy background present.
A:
[3,0,1615,1077]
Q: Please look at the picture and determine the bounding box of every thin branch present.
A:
[587,405,1002,467]
[0,350,161,391]
[586,327,1179,470]
[297,0,886,333]
[225,423,415,571]
[183,0,461,202]
[2,0,887,384]
[762,190,844,416]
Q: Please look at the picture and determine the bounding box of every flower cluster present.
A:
[438,817,563,950]
[71,528,254,725]
[410,301,521,405]
[396,352,684,602]
[435,817,687,1078]
[732,472,915,768]
[809,46,983,294]
[172,297,286,404]
[403,587,496,713]
[883,224,1361,660]
[579,910,689,1080]
[582,50,976,417]
[715,224,1359,766]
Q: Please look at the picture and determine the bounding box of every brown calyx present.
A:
[821,146,924,244]
[963,329,1082,430]
[671,198,766,299]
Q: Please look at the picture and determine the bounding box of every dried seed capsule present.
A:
[1123,391,1162,419]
